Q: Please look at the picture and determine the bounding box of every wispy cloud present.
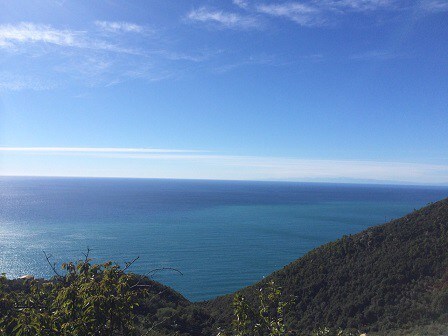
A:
[0,147,204,153]
[0,22,83,49]
[186,7,261,29]
[233,0,398,27]
[350,50,403,60]
[94,21,145,33]
[212,54,288,73]
[233,0,250,9]
[152,49,217,62]
[323,0,395,11]
[0,21,220,90]
[0,22,139,54]
[187,1,446,31]
[256,3,323,27]
[421,0,448,12]
[2,147,447,184]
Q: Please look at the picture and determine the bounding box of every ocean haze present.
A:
[1,176,447,301]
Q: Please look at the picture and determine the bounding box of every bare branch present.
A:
[42,251,63,278]
[122,256,140,272]
[130,267,183,289]
[146,267,183,277]
[145,287,170,305]
[81,246,91,264]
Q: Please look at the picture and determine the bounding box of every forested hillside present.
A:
[205,198,448,335]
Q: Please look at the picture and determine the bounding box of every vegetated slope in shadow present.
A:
[203,198,448,335]
[113,275,214,335]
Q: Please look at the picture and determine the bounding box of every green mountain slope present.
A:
[204,198,448,334]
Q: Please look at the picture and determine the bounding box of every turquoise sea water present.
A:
[1,177,447,301]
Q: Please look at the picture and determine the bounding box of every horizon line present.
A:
[2,147,448,185]
[2,173,447,188]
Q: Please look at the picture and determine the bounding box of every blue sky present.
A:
[0,0,447,184]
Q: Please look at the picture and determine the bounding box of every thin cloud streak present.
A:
[188,1,444,30]
[245,0,397,27]
[0,22,139,54]
[350,50,403,60]
[0,147,205,153]
[421,1,448,12]
[323,0,395,11]
[233,0,250,9]
[256,3,323,27]
[70,154,448,184]
[2,148,447,184]
[0,22,82,48]
[94,21,145,33]
[0,21,217,90]
[186,7,261,29]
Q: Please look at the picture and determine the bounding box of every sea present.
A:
[1,176,447,301]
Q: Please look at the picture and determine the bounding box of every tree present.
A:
[228,281,288,336]
[224,281,359,336]
[0,251,146,336]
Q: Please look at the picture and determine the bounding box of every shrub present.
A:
[0,253,146,336]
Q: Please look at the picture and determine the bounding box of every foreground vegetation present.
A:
[0,250,214,336]
[0,252,144,335]
[0,264,358,336]
[2,198,448,335]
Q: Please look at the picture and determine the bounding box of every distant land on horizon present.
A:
[1,174,447,187]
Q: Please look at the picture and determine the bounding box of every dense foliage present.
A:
[218,281,359,336]
[0,256,213,336]
[228,281,287,336]
[205,198,448,335]
[0,255,145,335]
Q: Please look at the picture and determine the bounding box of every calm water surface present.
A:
[1,177,447,301]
